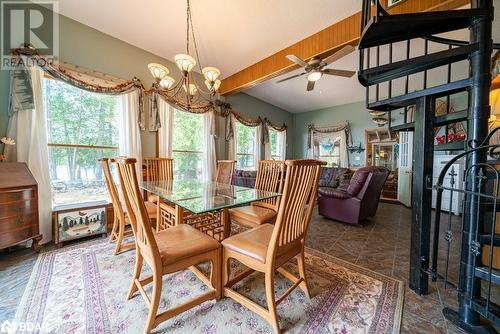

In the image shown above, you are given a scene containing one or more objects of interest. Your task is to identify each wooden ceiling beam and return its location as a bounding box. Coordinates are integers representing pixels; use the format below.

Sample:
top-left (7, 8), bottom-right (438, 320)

top-left (220, 0), bottom-right (470, 96)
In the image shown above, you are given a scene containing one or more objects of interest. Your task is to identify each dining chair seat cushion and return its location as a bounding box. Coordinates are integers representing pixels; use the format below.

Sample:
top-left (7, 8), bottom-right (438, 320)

top-left (228, 205), bottom-right (277, 226)
top-left (155, 224), bottom-right (221, 267)
top-left (222, 224), bottom-right (274, 263)
top-left (222, 224), bottom-right (302, 264)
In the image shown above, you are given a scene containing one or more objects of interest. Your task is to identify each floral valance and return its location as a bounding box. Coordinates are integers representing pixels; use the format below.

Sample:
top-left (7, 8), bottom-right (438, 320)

top-left (224, 107), bottom-right (287, 144)
top-left (11, 46), bottom-right (147, 129)
top-left (308, 121), bottom-right (351, 149)
top-left (11, 46), bottom-right (289, 135)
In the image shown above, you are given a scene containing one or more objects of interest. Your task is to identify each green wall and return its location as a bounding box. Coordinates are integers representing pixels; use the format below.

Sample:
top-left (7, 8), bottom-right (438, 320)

top-left (227, 93), bottom-right (294, 158)
top-left (0, 7), bottom-right (293, 159)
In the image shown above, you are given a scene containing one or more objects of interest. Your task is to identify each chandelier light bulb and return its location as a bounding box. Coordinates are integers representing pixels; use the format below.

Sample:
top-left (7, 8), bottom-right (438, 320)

top-left (202, 67), bottom-right (221, 82)
top-left (307, 71), bottom-right (323, 82)
top-left (175, 54), bottom-right (196, 73)
top-left (205, 79), bottom-right (221, 93)
top-left (159, 76), bottom-right (175, 90)
top-left (213, 79), bottom-right (221, 92)
top-left (183, 83), bottom-right (198, 96)
top-left (148, 63), bottom-right (170, 82)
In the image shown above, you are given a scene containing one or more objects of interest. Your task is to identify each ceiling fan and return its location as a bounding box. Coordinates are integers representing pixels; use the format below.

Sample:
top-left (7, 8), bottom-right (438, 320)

top-left (277, 45), bottom-right (356, 91)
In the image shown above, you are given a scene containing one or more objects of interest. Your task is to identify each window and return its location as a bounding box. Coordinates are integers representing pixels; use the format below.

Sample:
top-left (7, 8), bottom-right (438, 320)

top-left (269, 129), bottom-right (280, 160)
top-left (318, 138), bottom-right (341, 167)
top-left (236, 122), bottom-right (257, 169)
top-left (44, 78), bottom-right (119, 206)
top-left (172, 109), bottom-right (204, 180)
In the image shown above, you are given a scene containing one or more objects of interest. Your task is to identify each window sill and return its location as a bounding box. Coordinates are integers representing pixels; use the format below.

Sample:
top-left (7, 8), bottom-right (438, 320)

top-left (52, 200), bottom-right (110, 212)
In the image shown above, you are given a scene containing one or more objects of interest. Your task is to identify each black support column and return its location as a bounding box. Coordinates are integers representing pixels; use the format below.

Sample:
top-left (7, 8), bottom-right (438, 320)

top-left (458, 0), bottom-right (493, 327)
top-left (409, 96), bottom-right (435, 295)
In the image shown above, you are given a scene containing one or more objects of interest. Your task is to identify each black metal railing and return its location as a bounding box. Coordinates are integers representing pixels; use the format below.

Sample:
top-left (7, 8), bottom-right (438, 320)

top-left (430, 129), bottom-right (500, 326)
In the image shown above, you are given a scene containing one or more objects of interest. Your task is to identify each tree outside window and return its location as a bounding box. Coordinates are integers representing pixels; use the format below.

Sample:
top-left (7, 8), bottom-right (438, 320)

top-left (236, 122), bottom-right (256, 169)
top-left (172, 109), bottom-right (204, 180)
top-left (269, 129), bottom-right (280, 160)
top-left (44, 78), bottom-right (119, 206)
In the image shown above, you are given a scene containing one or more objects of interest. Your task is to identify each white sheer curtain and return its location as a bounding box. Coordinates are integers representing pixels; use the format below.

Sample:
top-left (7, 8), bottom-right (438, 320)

top-left (254, 124), bottom-right (262, 168)
top-left (277, 130), bottom-right (287, 160)
top-left (5, 65), bottom-right (52, 244)
top-left (310, 129), bottom-right (348, 168)
top-left (118, 90), bottom-right (143, 177)
top-left (158, 98), bottom-right (174, 157)
top-left (338, 130), bottom-right (349, 168)
top-left (203, 111), bottom-right (217, 181)
top-left (264, 140), bottom-right (271, 160)
top-left (227, 114), bottom-right (237, 160)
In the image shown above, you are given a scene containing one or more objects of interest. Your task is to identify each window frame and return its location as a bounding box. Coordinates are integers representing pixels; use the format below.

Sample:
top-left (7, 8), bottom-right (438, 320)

top-left (171, 109), bottom-right (205, 179)
top-left (235, 122), bottom-right (258, 170)
top-left (43, 76), bottom-right (120, 206)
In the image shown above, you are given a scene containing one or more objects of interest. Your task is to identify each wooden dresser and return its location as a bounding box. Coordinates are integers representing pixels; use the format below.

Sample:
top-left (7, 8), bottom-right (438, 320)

top-left (0, 162), bottom-right (42, 251)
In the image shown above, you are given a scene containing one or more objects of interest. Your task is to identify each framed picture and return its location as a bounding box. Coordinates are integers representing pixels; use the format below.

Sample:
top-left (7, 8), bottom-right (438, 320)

top-left (53, 202), bottom-right (108, 247)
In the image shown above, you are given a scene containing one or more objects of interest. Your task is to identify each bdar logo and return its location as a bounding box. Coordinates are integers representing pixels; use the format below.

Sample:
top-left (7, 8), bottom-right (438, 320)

top-left (0, 320), bottom-right (14, 333)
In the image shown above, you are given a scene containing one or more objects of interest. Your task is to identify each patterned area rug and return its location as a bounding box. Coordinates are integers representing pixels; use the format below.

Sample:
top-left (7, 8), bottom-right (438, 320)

top-left (13, 238), bottom-right (403, 333)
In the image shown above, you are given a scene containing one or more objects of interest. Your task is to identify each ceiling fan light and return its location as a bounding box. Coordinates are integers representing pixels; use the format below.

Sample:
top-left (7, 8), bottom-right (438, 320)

top-left (183, 83), bottom-right (198, 96)
top-left (175, 54), bottom-right (196, 73)
top-left (307, 71), bottom-right (322, 82)
top-left (159, 76), bottom-right (175, 90)
top-left (148, 63), bottom-right (170, 82)
top-left (202, 66), bottom-right (221, 82)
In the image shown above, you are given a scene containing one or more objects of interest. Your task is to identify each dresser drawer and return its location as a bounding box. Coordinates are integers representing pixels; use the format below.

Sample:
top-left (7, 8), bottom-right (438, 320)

top-left (0, 213), bottom-right (37, 234)
top-left (0, 225), bottom-right (38, 249)
top-left (0, 200), bottom-right (37, 218)
top-left (0, 188), bottom-right (35, 204)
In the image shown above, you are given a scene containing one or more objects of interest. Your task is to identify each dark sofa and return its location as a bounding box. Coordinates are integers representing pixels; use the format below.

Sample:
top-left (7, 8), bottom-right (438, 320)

top-left (318, 166), bottom-right (389, 225)
top-left (231, 167), bottom-right (351, 191)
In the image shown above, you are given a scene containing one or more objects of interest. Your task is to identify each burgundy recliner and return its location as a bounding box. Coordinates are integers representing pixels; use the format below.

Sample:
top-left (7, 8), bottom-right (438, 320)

top-left (317, 166), bottom-right (389, 225)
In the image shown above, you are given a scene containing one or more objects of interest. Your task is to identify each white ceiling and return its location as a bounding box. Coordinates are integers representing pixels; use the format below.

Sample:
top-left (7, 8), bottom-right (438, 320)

top-left (245, 49), bottom-right (364, 113)
top-left (56, 1), bottom-right (500, 114)
top-left (246, 25), bottom-right (500, 113)
top-left (55, 0), bottom-right (360, 79)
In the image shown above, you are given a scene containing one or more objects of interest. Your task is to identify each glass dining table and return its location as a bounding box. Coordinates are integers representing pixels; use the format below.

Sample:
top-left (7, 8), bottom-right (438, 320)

top-left (140, 179), bottom-right (281, 240)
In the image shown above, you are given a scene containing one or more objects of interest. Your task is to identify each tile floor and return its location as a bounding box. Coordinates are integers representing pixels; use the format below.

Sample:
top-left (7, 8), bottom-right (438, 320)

top-left (1, 202), bottom-right (498, 333)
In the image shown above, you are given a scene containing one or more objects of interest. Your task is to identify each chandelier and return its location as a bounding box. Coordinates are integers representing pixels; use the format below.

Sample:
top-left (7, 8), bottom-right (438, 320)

top-left (147, 0), bottom-right (221, 112)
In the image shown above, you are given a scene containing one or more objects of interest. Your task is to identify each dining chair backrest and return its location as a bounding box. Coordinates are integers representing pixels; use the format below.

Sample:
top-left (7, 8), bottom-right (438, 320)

top-left (145, 157), bottom-right (174, 181)
top-left (99, 158), bottom-right (125, 220)
top-left (267, 160), bottom-right (325, 263)
top-left (253, 160), bottom-right (285, 211)
top-left (116, 157), bottom-right (160, 265)
top-left (216, 160), bottom-right (236, 184)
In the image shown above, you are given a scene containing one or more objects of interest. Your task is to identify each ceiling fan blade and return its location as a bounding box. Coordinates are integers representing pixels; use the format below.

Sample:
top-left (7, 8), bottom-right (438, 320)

top-left (276, 72), bottom-right (306, 83)
top-left (322, 45), bottom-right (356, 65)
top-left (286, 54), bottom-right (308, 67)
top-left (307, 80), bottom-right (315, 91)
top-left (323, 69), bottom-right (356, 77)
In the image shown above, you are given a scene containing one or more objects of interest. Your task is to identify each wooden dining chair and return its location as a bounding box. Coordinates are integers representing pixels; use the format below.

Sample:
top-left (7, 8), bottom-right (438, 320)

top-left (216, 160), bottom-right (236, 184)
top-left (221, 160), bottom-right (325, 334)
top-left (99, 158), bottom-right (157, 255)
top-left (228, 160), bottom-right (285, 228)
top-left (144, 157), bottom-right (174, 203)
top-left (115, 157), bottom-right (221, 334)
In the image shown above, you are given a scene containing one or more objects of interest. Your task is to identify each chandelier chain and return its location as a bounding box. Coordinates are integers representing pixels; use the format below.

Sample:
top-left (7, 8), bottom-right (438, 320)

top-left (187, 0), bottom-right (203, 72)
top-left (186, 0), bottom-right (190, 54)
